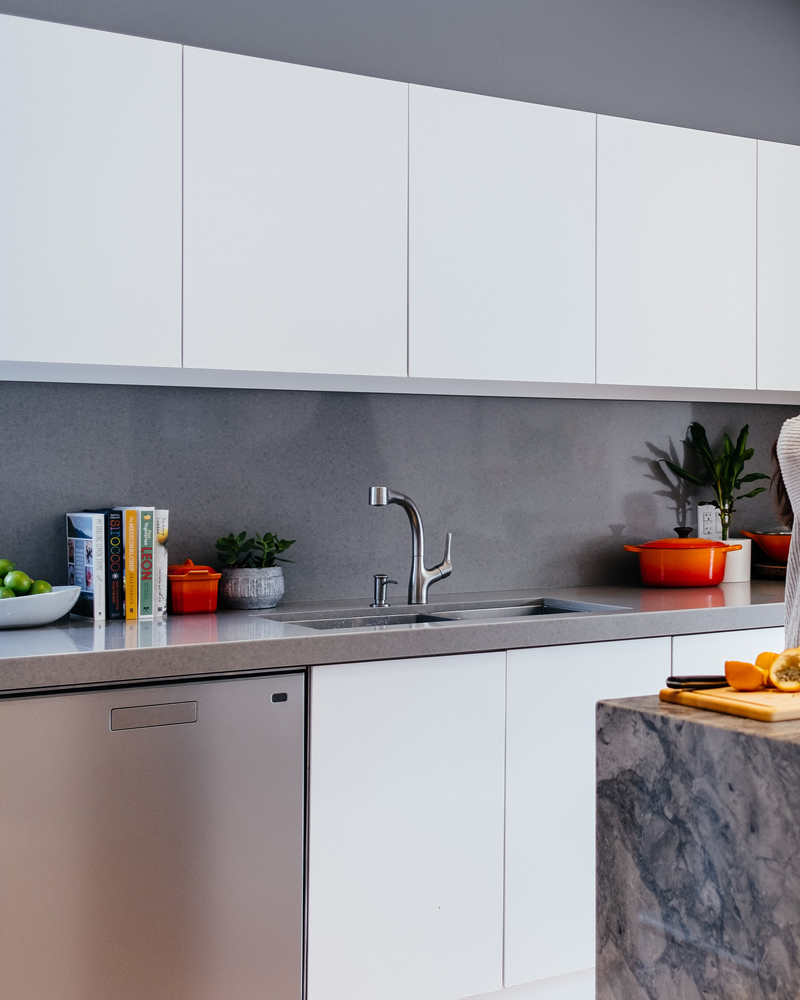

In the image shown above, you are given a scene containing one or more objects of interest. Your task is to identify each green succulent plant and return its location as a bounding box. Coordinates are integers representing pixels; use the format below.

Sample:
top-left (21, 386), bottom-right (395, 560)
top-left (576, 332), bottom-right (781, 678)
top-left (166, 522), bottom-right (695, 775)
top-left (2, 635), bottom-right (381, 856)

top-left (662, 422), bottom-right (769, 541)
top-left (215, 530), bottom-right (295, 568)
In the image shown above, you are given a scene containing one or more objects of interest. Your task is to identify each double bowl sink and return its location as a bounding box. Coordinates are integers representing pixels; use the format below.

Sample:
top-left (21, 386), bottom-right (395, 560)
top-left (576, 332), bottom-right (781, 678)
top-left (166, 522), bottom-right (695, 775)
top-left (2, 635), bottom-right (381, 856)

top-left (261, 597), bottom-right (629, 631)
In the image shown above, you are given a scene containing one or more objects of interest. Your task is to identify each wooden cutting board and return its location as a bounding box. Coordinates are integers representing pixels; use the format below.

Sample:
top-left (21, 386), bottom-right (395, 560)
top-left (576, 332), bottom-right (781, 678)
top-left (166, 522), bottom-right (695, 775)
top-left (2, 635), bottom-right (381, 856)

top-left (660, 686), bottom-right (800, 722)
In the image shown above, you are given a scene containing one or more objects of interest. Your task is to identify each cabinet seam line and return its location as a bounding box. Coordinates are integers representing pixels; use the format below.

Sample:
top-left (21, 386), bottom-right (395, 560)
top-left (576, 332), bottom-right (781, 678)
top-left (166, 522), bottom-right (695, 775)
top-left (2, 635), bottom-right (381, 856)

top-left (594, 114), bottom-right (598, 385)
top-left (181, 45), bottom-right (185, 369)
top-left (502, 650), bottom-right (508, 988)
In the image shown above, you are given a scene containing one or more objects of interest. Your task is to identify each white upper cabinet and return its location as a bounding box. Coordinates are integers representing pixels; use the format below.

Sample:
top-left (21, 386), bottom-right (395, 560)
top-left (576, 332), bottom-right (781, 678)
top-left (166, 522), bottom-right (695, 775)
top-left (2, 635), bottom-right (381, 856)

top-left (183, 48), bottom-right (408, 377)
top-left (757, 140), bottom-right (800, 391)
top-left (408, 86), bottom-right (596, 383)
top-left (307, 653), bottom-right (505, 1000)
top-left (0, 15), bottom-right (182, 367)
top-left (596, 116), bottom-right (756, 390)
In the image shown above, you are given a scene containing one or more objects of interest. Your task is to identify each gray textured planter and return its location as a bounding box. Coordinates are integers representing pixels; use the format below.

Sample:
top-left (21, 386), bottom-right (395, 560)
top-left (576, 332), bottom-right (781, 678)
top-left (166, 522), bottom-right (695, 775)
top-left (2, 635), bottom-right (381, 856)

top-left (221, 566), bottom-right (285, 609)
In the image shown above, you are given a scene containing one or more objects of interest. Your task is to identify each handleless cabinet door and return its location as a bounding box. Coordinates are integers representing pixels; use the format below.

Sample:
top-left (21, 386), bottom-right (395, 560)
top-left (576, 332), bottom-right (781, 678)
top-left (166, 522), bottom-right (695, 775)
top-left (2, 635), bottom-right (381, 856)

top-left (597, 115), bottom-right (756, 390)
top-left (757, 139), bottom-right (800, 391)
top-left (0, 14), bottom-right (182, 367)
top-left (409, 86), bottom-right (596, 383)
top-left (308, 652), bottom-right (506, 1000)
top-left (183, 48), bottom-right (408, 378)
top-left (504, 637), bottom-right (671, 986)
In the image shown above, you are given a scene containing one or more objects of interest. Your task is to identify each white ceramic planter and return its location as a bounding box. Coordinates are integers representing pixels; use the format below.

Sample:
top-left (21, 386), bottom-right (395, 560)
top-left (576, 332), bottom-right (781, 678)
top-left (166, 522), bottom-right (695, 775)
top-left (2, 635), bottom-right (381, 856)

top-left (221, 566), bottom-right (285, 609)
top-left (722, 537), bottom-right (751, 584)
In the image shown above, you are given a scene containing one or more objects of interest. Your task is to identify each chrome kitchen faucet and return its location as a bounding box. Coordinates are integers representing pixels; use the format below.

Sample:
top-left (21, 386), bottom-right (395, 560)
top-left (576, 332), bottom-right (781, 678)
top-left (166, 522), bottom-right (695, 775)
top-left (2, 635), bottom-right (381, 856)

top-left (369, 487), bottom-right (452, 604)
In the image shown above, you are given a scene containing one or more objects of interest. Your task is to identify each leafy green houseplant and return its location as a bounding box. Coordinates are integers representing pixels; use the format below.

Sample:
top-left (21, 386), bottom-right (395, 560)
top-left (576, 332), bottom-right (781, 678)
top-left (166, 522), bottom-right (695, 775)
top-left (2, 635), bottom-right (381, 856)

top-left (662, 422), bottom-right (769, 541)
top-left (215, 529), bottom-right (296, 609)
top-left (215, 531), bottom-right (295, 568)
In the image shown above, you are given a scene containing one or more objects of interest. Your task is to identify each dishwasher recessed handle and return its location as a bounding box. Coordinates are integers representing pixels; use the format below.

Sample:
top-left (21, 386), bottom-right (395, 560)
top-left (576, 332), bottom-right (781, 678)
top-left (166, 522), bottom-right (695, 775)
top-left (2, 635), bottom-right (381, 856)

top-left (110, 701), bottom-right (197, 731)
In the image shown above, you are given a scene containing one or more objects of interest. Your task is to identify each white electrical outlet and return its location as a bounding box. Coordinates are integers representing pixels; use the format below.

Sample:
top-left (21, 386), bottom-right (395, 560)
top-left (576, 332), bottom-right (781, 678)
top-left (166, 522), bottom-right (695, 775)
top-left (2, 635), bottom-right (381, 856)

top-left (697, 503), bottom-right (722, 540)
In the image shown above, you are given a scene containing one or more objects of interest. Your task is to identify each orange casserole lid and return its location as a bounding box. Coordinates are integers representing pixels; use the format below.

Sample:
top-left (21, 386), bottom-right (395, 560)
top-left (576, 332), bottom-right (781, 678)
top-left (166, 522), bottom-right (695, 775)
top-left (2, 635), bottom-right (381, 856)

top-left (635, 538), bottom-right (730, 549)
top-left (168, 559), bottom-right (222, 580)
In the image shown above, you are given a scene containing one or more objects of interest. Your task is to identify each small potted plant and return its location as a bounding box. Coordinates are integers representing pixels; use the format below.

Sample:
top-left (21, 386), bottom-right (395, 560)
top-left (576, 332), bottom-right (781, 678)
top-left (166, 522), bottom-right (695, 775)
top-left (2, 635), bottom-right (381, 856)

top-left (662, 423), bottom-right (769, 541)
top-left (662, 422), bottom-right (769, 583)
top-left (215, 530), bottom-right (295, 609)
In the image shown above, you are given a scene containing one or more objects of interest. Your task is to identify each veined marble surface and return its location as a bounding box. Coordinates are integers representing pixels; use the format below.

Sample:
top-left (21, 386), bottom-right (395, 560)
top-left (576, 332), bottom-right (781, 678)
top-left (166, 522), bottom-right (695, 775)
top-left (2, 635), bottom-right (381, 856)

top-left (597, 696), bottom-right (800, 1000)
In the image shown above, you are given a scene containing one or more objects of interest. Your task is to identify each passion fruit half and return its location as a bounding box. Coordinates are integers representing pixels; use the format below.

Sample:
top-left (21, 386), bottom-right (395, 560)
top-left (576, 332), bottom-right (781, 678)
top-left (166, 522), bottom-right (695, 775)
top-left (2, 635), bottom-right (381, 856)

top-left (769, 649), bottom-right (800, 692)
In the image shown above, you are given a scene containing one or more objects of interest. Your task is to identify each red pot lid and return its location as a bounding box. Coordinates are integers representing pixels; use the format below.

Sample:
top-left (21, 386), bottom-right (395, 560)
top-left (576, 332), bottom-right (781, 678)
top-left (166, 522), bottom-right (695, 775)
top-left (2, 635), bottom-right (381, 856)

top-left (636, 538), bottom-right (730, 549)
top-left (168, 559), bottom-right (222, 579)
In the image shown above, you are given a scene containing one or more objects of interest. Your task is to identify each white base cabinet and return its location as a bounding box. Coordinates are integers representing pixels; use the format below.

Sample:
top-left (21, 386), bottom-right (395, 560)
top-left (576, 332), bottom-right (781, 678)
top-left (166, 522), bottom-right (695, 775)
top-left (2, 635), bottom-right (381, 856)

top-left (503, 637), bottom-right (671, 986)
top-left (671, 626), bottom-right (785, 675)
top-left (307, 652), bottom-right (506, 1000)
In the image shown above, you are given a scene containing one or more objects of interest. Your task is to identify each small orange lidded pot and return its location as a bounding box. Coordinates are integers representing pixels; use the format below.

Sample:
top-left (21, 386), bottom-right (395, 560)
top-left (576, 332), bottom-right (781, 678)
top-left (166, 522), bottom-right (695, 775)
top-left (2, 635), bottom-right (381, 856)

top-left (168, 559), bottom-right (221, 614)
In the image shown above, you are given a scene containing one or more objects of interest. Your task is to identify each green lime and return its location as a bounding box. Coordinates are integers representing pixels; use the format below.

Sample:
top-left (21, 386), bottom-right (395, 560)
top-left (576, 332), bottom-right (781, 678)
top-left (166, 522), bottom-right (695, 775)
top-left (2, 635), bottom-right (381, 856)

top-left (0, 587), bottom-right (16, 600)
top-left (28, 580), bottom-right (53, 596)
top-left (0, 559), bottom-right (15, 577)
top-left (4, 571), bottom-right (32, 595)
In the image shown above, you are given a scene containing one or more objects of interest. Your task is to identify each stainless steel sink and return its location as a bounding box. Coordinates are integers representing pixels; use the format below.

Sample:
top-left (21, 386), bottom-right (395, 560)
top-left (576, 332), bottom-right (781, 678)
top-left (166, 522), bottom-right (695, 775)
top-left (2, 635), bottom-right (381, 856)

top-left (279, 612), bottom-right (452, 630)
top-left (259, 598), bottom-right (629, 630)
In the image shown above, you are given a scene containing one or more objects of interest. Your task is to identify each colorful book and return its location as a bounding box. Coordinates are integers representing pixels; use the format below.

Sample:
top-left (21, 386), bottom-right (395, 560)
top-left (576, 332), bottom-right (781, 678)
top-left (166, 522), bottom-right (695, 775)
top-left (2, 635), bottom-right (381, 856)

top-left (138, 507), bottom-right (155, 619)
top-left (66, 513), bottom-right (106, 621)
top-left (154, 510), bottom-right (169, 617)
top-left (84, 509), bottom-right (124, 619)
top-left (118, 507), bottom-right (138, 620)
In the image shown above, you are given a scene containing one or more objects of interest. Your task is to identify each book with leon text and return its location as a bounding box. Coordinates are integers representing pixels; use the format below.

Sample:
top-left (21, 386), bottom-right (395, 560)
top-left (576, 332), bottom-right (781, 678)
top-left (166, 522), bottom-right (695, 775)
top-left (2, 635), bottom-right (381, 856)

top-left (138, 507), bottom-right (155, 619)
top-left (66, 513), bottom-right (105, 621)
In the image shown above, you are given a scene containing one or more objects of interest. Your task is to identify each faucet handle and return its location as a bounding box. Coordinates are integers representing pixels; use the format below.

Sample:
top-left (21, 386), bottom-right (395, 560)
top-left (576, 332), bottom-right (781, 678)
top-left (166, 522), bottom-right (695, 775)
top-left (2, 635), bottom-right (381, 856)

top-left (437, 533), bottom-right (453, 580)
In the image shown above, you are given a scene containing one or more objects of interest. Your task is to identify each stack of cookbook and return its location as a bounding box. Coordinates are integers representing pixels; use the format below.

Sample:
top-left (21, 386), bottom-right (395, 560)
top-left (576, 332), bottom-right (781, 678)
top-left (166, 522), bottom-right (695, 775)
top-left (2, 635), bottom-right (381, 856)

top-left (66, 508), bottom-right (169, 621)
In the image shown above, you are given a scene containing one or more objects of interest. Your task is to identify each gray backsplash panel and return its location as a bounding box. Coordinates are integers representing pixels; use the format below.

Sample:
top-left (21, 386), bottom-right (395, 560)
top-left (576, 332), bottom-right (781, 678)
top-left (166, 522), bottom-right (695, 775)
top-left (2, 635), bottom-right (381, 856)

top-left (1, 0), bottom-right (799, 144)
top-left (2, 381), bottom-right (795, 602)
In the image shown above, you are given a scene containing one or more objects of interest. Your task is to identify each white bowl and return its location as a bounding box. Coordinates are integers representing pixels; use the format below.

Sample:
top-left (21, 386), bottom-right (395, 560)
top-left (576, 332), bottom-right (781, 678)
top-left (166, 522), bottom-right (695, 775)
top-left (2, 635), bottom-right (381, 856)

top-left (0, 586), bottom-right (81, 630)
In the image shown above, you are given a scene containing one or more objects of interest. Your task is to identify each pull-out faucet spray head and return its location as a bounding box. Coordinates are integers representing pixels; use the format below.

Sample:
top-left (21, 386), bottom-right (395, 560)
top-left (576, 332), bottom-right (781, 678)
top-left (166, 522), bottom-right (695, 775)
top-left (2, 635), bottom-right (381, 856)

top-left (369, 487), bottom-right (389, 506)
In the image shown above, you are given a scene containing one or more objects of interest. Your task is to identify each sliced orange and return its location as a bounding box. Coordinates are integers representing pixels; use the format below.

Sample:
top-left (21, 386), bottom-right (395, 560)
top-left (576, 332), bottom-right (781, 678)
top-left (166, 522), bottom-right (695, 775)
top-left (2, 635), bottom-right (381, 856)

top-left (725, 660), bottom-right (767, 691)
top-left (770, 648), bottom-right (800, 692)
top-left (756, 651), bottom-right (780, 687)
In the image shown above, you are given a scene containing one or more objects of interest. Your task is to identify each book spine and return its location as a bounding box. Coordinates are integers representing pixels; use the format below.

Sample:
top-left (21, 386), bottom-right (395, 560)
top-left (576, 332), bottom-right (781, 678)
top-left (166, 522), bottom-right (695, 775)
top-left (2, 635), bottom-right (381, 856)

top-left (92, 513), bottom-right (105, 621)
top-left (154, 510), bottom-right (169, 617)
top-left (123, 509), bottom-right (138, 620)
top-left (138, 507), bottom-right (155, 619)
top-left (107, 510), bottom-right (124, 619)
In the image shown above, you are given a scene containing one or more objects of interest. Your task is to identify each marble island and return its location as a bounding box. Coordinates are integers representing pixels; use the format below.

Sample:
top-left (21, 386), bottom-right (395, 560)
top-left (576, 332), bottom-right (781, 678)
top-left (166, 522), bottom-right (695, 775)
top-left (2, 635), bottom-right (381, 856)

top-left (597, 695), bottom-right (800, 1000)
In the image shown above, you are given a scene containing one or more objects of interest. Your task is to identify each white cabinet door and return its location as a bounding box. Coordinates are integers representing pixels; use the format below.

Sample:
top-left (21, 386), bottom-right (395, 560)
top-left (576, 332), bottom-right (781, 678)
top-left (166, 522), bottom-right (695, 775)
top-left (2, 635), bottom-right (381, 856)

top-left (183, 48), bottom-right (408, 378)
top-left (308, 652), bottom-right (506, 1000)
top-left (672, 626), bottom-right (786, 675)
top-left (504, 637), bottom-right (671, 986)
top-left (408, 86), bottom-right (596, 384)
top-left (757, 140), bottom-right (800, 391)
top-left (597, 115), bottom-right (756, 390)
top-left (0, 15), bottom-right (182, 367)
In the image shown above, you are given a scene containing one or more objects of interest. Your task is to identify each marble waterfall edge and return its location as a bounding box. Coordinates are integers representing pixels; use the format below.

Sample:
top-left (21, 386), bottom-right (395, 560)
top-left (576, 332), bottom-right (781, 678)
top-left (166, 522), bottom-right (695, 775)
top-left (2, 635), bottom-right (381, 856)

top-left (596, 697), bottom-right (800, 1000)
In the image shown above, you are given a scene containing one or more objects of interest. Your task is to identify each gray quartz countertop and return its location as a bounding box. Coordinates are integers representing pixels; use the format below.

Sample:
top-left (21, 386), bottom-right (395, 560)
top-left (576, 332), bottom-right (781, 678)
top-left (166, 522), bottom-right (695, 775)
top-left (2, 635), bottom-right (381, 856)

top-left (0, 580), bottom-right (785, 696)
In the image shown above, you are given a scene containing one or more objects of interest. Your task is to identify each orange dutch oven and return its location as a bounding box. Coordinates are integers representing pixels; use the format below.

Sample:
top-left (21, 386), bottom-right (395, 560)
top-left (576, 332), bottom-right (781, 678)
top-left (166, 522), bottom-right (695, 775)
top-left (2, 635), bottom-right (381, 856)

top-left (623, 538), bottom-right (742, 587)
top-left (740, 530), bottom-right (791, 565)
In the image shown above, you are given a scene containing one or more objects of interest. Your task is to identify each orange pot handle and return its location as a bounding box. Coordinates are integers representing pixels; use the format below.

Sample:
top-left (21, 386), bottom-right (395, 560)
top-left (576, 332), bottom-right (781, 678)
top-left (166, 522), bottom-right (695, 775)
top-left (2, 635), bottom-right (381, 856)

top-left (740, 531), bottom-right (756, 540)
top-left (720, 544), bottom-right (742, 552)
top-left (623, 545), bottom-right (644, 553)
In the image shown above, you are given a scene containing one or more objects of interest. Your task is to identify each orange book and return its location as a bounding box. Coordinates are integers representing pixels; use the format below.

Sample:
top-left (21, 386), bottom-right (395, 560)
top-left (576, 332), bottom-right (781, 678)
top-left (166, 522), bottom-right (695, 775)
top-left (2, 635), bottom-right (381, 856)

top-left (122, 508), bottom-right (138, 620)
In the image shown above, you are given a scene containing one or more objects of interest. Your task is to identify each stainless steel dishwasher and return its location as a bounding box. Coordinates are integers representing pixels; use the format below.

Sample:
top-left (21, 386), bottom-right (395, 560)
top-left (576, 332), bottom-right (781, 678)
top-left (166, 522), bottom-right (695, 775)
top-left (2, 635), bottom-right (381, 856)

top-left (0, 672), bottom-right (305, 1000)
